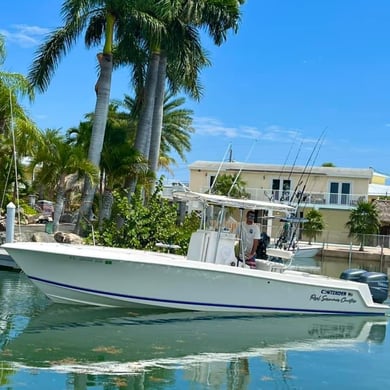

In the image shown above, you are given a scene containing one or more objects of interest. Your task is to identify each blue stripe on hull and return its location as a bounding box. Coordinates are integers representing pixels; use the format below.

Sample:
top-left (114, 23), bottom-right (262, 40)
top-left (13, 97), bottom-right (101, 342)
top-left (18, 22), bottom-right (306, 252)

top-left (28, 275), bottom-right (386, 316)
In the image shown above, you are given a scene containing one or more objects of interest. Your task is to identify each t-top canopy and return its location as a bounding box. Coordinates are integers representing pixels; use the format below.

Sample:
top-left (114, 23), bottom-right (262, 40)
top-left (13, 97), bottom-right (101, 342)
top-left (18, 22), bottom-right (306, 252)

top-left (173, 190), bottom-right (295, 213)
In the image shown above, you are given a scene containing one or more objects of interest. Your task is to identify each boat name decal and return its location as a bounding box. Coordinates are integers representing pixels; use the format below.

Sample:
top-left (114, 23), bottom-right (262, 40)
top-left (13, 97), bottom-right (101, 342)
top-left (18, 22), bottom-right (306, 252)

top-left (320, 289), bottom-right (346, 296)
top-left (310, 290), bottom-right (357, 304)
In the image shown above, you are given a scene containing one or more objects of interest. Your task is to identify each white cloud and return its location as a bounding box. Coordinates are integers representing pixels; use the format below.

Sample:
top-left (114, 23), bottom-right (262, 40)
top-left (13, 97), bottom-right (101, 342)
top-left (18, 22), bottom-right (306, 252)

top-left (194, 117), bottom-right (307, 145)
top-left (194, 117), bottom-right (241, 138)
top-left (0, 24), bottom-right (49, 48)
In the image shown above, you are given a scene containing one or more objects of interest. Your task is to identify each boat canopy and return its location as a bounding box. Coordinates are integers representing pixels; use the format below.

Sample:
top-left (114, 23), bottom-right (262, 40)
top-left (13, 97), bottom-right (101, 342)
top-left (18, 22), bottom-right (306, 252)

top-left (173, 190), bottom-right (295, 213)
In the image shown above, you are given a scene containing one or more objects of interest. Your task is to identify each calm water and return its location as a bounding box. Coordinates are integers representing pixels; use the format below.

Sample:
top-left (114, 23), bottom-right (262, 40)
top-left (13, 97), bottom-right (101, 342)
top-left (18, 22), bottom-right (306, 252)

top-left (0, 257), bottom-right (389, 390)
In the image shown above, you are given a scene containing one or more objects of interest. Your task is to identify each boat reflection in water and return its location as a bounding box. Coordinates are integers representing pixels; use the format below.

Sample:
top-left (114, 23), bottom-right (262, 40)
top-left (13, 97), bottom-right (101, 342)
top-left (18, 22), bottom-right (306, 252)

top-left (0, 304), bottom-right (386, 385)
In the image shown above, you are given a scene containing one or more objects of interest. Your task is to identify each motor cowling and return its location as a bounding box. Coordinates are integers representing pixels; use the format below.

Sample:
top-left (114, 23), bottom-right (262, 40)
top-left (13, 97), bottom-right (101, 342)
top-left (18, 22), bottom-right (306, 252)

top-left (340, 269), bottom-right (389, 304)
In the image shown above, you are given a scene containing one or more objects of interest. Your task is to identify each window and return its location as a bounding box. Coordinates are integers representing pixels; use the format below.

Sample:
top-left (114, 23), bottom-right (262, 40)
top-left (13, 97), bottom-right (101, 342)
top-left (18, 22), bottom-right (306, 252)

top-left (272, 179), bottom-right (291, 201)
top-left (329, 182), bottom-right (351, 205)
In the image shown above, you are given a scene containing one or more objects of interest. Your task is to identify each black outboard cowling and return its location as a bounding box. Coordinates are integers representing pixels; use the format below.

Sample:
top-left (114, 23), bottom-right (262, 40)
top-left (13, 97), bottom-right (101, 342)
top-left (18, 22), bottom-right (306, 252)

top-left (359, 272), bottom-right (389, 304)
top-left (340, 269), bottom-right (389, 304)
top-left (340, 268), bottom-right (367, 282)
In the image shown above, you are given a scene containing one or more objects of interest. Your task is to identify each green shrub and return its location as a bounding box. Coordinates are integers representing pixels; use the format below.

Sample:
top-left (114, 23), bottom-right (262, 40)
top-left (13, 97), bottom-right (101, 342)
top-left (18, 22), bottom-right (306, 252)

top-left (86, 185), bottom-right (200, 255)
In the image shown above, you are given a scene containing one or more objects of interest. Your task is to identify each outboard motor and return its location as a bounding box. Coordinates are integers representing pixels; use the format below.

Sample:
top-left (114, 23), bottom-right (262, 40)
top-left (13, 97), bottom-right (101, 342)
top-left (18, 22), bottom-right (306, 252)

top-left (359, 272), bottom-right (389, 304)
top-left (340, 269), bottom-right (389, 304)
top-left (340, 268), bottom-right (367, 282)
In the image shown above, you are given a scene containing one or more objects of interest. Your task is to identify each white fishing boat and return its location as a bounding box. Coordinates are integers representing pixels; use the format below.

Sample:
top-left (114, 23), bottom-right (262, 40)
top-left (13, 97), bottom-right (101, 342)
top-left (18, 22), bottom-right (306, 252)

top-left (293, 243), bottom-right (322, 258)
top-left (2, 191), bottom-right (389, 315)
top-left (273, 216), bottom-right (322, 258)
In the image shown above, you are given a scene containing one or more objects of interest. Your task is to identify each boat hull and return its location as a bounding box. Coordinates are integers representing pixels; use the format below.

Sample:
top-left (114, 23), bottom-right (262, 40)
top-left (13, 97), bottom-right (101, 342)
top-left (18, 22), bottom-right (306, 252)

top-left (2, 242), bottom-right (389, 315)
top-left (0, 247), bottom-right (19, 270)
top-left (294, 245), bottom-right (322, 258)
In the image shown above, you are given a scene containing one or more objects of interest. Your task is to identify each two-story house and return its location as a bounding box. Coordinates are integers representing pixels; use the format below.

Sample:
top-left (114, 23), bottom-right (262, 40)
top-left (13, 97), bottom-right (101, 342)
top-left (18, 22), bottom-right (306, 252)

top-left (187, 161), bottom-right (375, 245)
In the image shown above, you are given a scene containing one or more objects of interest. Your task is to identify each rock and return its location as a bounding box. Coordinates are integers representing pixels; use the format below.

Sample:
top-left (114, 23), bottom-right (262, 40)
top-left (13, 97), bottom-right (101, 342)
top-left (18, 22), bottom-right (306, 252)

top-left (31, 232), bottom-right (56, 243)
top-left (54, 231), bottom-right (84, 244)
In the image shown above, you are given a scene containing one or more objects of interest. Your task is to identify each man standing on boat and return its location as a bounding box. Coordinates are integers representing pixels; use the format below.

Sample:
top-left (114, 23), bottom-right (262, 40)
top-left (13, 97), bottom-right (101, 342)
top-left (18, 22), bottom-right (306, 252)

top-left (237, 211), bottom-right (260, 268)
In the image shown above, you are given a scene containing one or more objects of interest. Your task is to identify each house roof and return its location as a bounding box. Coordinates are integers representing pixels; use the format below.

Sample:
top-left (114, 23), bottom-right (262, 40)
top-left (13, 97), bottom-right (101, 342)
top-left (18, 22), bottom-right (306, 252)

top-left (189, 161), bottom-right (373, 179)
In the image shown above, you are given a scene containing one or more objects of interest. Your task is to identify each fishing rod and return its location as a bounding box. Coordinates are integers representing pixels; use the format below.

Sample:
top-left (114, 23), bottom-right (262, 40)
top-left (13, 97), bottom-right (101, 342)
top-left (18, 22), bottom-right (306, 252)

top-left (275, 128), bottom-right (327, 250)
top-left (269, 137), bottom-right (302, 204)
top-left (286, 127), bottom-right (328, 250)
top-left (289, 127), bottom-right (327, 206)
top-left (286, 140), bottom-right (303, 182)
top-left (227, 139), bottom-right (257, 197)
top-left (277, 136), bottom-right (299, 180)
top-left (209, 143), bottom-right (232, 194)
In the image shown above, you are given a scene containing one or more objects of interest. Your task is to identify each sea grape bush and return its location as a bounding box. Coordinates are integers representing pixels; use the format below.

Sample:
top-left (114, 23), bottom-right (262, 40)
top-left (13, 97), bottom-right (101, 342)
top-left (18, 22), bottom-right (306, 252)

top-left (85, 183), bottom-right (199, 255)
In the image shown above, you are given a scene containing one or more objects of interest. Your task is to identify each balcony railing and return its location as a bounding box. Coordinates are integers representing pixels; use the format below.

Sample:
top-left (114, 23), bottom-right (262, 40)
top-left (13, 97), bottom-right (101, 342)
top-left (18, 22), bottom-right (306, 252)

top-left (200, 187), bottom-right (367, 209)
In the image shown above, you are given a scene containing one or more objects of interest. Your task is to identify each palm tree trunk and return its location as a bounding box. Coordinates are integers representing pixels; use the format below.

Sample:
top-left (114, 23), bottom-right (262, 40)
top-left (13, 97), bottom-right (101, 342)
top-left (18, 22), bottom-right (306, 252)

top-left (128, 52), bottom-right (160, 200)
top-left (135, 52), bottom-right (160, 157)
top-left (75, 53), bottom-right (113, 234)
top-left (53, 186), bottom-right (65, 233)
top-left (148, 53), bottom-right (167, 191)
top-left (98, 188), bottom-right (113, 229)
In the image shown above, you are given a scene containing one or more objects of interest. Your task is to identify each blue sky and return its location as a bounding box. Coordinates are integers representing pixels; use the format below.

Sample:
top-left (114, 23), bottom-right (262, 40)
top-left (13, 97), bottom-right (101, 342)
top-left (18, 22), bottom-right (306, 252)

top-left (2, 1), bottom-right (390, 182)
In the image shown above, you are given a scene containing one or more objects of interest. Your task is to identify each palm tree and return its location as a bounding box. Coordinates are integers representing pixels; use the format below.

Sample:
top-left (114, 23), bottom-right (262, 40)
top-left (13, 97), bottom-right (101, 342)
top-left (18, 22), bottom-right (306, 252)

top-left (0, 34), bottom-right (37, 149)
top-left (123, 92), bottom-right (194, 167)
top-left (69, 93), bottom-right (194, 224)
top-left (31, 129), bottom-right (98, 232)
top-left (130, 0), bottom-right (244, 191)
top-left (68, 102), bottom-right (148, 226)
top-left (211, 174), bottom-right (249, 199)
top-left (303, 209), bottom-right (324, 244)
top-left (345, 200), bottom-right (381, 251)
top-left (27, 0), bottom-right (163, 234)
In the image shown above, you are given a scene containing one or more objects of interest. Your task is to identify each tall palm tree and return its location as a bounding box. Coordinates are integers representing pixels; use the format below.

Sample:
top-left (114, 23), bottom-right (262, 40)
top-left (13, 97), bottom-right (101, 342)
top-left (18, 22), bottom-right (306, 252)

top-left (68, 102), bottom-right (148, 225)
top-left (31, 129), bottom-right (98, 232)
top-left (28, 0), bottom-right (163, 234)
top-left (345, 200), bottom-right (381, 251)
top-left (123, 92), bottom-right (194, 166)
top-left (67, 102), bottom-right (148, 191)
top-left (132, 0), bottom-right (244, 189)
top-left (68, 93), bottom-right (194, 224)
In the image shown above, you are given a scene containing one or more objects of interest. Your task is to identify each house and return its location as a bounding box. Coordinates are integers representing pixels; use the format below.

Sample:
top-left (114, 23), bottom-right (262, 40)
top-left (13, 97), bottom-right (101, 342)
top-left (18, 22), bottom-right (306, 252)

top-left (369, 171), bottom-right (390, 237)
top-left (187, 161), bottom-right (381, 245)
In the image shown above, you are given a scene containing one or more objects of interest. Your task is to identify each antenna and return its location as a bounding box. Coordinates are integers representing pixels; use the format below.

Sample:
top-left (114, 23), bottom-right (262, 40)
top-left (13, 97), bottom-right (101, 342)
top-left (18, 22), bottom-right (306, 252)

top-left (209, 143), bottom-right (232, 193)
top-left (9, 89), bottom-right (22, 233)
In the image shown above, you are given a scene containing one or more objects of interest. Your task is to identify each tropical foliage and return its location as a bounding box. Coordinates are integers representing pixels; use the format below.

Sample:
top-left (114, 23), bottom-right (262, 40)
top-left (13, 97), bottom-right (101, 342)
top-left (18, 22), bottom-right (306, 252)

top-left (85, 180), bottom-right (200, 255)
top-left (210, 174), bottom-right (249, 198)
top-left (30, 129), bottom-right (98, 232)
top-left (1, 1), bottom-right (245, 246)
top-left (303, 209), bottom-right (324, 244)
top-left (26, 0), bottom-right (244, 231)
top-left (345, 200), bottom-right (381, 251)
top-left (0, 34), bottom-right (40, 212)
